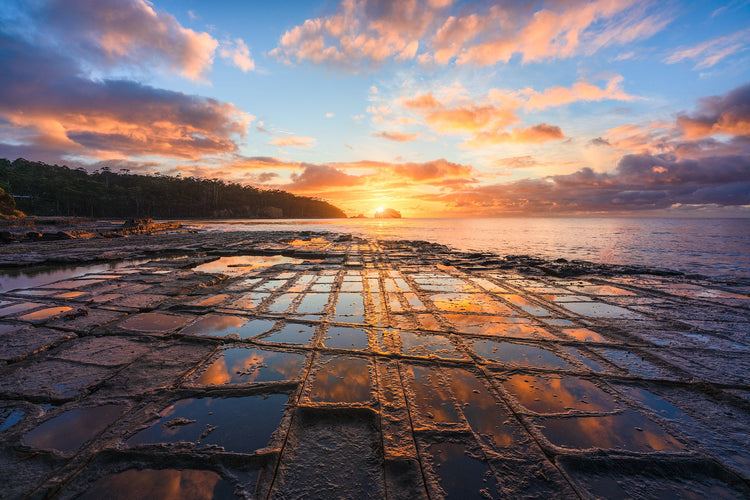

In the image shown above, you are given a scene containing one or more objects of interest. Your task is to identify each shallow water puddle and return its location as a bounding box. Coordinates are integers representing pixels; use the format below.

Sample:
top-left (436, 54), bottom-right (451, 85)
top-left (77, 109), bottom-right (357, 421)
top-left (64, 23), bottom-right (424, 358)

top-left (562, 301), bottom-right (643, 319)
top-left (502, 374), bottom-right (618, 413)
top-left (309, 356), bottom-right (371, 403)
top-left (265, 293), bottom-right (299, 313)
top-left (499, 294), bottom-right (552, 317)
top-left (128, 394), bottom-right (288, 454)
top-left (189, 294), bottom-right (230, 307)
top-left (425, 442), bottom-right (498, 499)
top-left (430, 293), bottom-right (508, 314)
top-left (415, 313), bottom-right (442, 330)
top-left (255, 279), bottom-right (289, 292)
top-left (0, 407), bottom-right (26, 431)
top-left (444, 314), bottom-right (526, 335)
top-left (12, 289), bottom-right (57, 296)
top-left (560, 328), bottom-right (610, 342)
top-left (658, 283), bottom-right (750, 300)
top-left (541, 294), bottom-right (593, 303)
top-left (0, 302), bottom-right (43, 317)
top-left (287, 273), bottom-right (316, 292)
top-left (180, 314), bottom-right (248, 337)
top-left (185, 313), bottom-right (259, 338)
top-left (261, 323), bottom-right (316, 345)
top-left (230, 291), bottom-right (270, 310)
top-left (42, 278), bottom-right (106, 290)
top-left (414, 277), bottom-right (470, 293)
top-left (18, 306), bottom-right (73, 322)
top-left (568, 285), bottom-right (636, 296)
top-left (448, 368), bottom-right (523, 449)
top-left (119, 312), bottom-right (191, 333)
top-left (403, 293), bottom-right (426, 311)
top-left (616, 386), bottom-right (687, 420)
top-left (406, 365), bottom-right (460, 424)
top-left (594, 348), bottom-right (671, 379)
top-left (471, 340), bottom-right (572, 369)
top-left (562, 347), bottom-right (608, 373)
top-left (194, 348), bottom-right (306, 385)
top-left (400, 332), bottom-right (463, 359)
top-left (334, 292), bottom-right (365, 316)
top-left (23, 405), bottom-right (126, 454)
top-left (341, 281), bottom-right (364, 292)
top-left (539, 409), bottom-right (684, 452)
top-left (193, 255), bottom-right (302, 275)
top-left (323, 326), bottom-right (369, 350)
top-left (78, 469), bottom-right (235, 500)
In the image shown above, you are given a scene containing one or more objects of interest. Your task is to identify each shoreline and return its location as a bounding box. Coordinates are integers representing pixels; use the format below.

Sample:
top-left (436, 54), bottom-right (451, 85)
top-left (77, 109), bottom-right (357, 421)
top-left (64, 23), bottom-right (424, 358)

top-left (0, 230), bottom-right (749, 497)
top-left (0, 227), bottom-right (744, 287)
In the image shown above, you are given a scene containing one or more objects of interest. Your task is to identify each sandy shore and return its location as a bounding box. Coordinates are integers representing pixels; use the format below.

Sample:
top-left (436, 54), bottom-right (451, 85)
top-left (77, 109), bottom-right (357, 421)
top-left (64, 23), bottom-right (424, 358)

top-left (1, 230), bottom-right (749, 498)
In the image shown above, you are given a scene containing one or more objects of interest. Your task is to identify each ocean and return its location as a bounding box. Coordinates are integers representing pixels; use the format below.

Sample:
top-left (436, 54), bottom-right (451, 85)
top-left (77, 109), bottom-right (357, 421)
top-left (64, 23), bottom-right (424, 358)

top-left (189, 217), bottom-right (750, 281)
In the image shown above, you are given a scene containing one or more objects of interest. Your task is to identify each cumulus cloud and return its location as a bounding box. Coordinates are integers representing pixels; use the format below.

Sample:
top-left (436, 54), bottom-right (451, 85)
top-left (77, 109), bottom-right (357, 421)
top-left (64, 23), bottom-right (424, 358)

top-left (288, 164), bottom-right (362, 189)
top-left (396, 77), bottom-right (635, 147)
top-left (0, 33), bottom-right (250, 162)
top-left (30, 0), bottom-right (220, 81)
top-left (269, 0), bottom-right (446, 69)
top-left (401, 90), bottom-right (567, 147)
top-left (219, 38), bottom-right (255, 72)
top-left (676, 83), bottom-right (750, 139)
top-left (390, 158), bottom-right (473, 183)
top-left (270, 0), bottom-right (667, 69)
top-left (430, 153), bottom-right (750, 214)
top-left (506, 75), bottom-right (638, 111)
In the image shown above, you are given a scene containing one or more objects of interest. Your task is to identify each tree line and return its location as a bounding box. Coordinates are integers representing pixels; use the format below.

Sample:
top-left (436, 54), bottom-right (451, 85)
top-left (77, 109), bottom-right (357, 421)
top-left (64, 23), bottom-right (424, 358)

top-left (0, 158), bottom-right (346, 219)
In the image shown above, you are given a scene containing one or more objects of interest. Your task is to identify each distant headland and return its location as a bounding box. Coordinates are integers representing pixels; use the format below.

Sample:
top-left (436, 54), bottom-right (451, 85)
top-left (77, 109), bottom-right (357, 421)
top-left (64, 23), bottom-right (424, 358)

top-left (374, 207), bottom-right (402, 218)
top-left (0, 158), bottom-right (346, 219)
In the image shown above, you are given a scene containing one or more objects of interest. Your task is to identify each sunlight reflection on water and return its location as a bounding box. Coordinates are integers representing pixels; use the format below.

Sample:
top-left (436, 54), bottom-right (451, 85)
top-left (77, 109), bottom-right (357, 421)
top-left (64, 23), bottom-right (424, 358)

top-left (189, 217), bottom-right (750, 279)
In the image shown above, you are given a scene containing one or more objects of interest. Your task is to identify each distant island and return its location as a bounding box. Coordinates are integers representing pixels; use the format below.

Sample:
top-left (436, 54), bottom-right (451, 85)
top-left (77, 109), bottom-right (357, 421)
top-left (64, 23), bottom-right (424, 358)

top-left (0, 158), bottom-right (346, 219)
top-left (374, 207), bottom-right (402, 218)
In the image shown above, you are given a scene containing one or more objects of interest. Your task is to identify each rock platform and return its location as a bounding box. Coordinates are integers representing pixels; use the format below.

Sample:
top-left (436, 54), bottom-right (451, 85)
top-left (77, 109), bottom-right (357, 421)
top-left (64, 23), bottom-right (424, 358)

top-left (0, 231), bottom-right (749, 498)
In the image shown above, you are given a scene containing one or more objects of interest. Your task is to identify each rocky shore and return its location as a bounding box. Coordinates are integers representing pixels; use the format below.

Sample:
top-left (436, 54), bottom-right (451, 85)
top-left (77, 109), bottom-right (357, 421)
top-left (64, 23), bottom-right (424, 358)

top-left (0, 229), bottom-right (748, 498)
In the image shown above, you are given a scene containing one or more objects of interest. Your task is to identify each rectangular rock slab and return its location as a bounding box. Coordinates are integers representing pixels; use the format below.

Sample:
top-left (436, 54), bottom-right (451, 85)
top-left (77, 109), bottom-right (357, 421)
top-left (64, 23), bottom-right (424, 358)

top-left (0, 359), bottom-right (113, 400)
top-left (0, 327), bottom-right (76, 362)
top-left (95, 342), bottom-right (213, 397)
top-left (49, 336), bottom-right (153, 367)
top-left (269, 408), bottom-right (385, 499)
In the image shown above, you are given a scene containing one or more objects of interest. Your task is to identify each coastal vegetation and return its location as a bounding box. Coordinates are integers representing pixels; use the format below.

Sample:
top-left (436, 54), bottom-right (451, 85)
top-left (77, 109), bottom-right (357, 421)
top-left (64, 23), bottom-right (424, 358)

top-left (0, 159), bottom-right (346, 219)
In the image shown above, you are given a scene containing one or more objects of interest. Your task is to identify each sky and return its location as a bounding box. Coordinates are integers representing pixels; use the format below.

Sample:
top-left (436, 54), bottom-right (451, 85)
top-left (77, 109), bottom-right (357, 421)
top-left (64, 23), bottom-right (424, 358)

top-left (1, 0), bottom-right (749, 217)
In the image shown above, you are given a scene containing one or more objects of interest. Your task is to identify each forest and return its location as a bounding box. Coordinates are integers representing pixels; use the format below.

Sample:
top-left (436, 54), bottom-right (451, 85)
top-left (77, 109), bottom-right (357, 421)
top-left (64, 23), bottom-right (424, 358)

top-left (0, 158), bottom-right (346, 219)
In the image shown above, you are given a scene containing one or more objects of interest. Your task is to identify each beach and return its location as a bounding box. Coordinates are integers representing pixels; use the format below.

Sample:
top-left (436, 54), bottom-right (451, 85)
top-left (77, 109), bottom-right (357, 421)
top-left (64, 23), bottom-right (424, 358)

top-left (0, 227), bottom-right (748, 498)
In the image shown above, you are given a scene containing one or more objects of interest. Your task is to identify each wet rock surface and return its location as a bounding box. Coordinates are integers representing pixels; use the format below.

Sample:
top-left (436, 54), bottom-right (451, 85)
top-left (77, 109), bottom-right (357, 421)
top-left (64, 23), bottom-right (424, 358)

top-left (0, 230), bottom-right (748, 498)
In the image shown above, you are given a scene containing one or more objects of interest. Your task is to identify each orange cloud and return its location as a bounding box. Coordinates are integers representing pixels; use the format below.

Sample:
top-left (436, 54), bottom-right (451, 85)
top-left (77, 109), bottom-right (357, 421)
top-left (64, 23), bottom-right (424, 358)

top-left (373, 131), bottom-right (419, 142)
top-left (676, 83), bottom-right (750, 139)
top-left (41, 0), bottom-right (219, 81)
top-left (270, 0), bottom-right (665, 69)
top-left (268, 136), bottom-right (316, 148)
top-left (270, 0), bottom-right (448, 68)
top-left (467, 123), bottom-right (564, 147)
top-left (0, 35), bottom-right (251, 161)
top-left (664, 28), bottom-right (750, 70)
top-left (219, 38), bottom-right (255, 72)
top-left (399, 90), bottom-right (568, 147)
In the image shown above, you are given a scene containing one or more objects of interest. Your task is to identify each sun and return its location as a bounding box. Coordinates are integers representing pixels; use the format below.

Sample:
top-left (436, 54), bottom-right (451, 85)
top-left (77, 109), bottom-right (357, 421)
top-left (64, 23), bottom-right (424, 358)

top-left (375, 206), bottom-right (384, 213)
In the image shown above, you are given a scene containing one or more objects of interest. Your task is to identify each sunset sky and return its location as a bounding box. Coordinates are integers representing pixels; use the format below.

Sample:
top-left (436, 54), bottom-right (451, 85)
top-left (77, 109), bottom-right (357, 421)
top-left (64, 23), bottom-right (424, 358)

top-left (1, 0), bottom-right (749, 217)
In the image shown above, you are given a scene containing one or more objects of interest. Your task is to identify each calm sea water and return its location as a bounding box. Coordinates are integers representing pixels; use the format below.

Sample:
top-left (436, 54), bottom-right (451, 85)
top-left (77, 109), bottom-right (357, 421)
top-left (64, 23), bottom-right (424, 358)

top-left (190, 218), bottom-right (750, 280)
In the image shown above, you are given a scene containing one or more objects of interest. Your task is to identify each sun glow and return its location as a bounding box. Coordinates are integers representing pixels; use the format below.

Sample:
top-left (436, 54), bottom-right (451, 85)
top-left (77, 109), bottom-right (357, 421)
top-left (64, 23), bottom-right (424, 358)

top-left (375, 206), bottom-right (384, 213)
